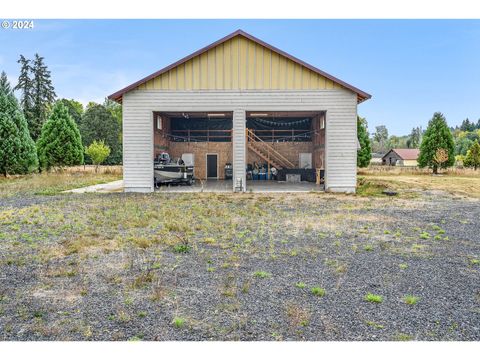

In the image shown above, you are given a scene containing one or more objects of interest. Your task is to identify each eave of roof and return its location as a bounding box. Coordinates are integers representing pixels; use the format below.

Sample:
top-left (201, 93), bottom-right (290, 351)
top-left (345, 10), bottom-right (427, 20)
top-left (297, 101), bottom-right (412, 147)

top-left (108, 29), bottom-right (372, 104)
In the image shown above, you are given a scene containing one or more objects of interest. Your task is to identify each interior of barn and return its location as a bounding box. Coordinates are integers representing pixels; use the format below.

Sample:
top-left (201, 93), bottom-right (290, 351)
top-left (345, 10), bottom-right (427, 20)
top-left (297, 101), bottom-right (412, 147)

top-left (153, 111), bottom-right (325, 186)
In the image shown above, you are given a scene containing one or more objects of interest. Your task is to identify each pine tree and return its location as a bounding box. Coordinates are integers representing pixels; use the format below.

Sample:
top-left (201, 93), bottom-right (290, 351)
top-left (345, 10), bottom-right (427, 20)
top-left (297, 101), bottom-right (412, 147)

top-left (36, 101), bottom-right (83, 170)
top-left (30, 53), bottom-right (57, 140)
top-left (81, 104), bottom-right (122, 164)
top-left (357, 116), bottom-right (372, 168)
top-left (0, 71), bottom-right (12, 95)
top-left (463, 140), bottom-right (480, 170)
top-left (418, 112), bottom-right (455, 174)
top-left (0, 76), bottom-right (38, 176)
top-left (13, 55), bottom-right (35, 136)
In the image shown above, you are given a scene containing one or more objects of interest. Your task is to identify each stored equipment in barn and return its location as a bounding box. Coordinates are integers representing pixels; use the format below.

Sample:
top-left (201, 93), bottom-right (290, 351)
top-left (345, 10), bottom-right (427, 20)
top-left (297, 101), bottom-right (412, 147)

top-left (154, 152), bottom-right (194, 186)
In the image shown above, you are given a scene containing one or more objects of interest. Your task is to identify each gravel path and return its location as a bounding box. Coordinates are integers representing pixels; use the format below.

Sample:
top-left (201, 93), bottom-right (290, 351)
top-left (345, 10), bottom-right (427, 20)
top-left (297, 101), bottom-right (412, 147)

top-left (0, 191), bottom-right (479, 341)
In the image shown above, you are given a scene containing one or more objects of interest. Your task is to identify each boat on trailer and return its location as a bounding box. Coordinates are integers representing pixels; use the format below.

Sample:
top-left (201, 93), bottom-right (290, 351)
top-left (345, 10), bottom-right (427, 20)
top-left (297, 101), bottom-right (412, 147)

top-left (154, 152), bottom-right (194, 186)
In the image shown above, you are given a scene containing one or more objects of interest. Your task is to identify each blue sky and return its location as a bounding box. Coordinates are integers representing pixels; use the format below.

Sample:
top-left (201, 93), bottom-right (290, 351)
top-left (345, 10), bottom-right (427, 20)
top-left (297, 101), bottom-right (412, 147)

top-left (1, 19), bottom-right (479, 135)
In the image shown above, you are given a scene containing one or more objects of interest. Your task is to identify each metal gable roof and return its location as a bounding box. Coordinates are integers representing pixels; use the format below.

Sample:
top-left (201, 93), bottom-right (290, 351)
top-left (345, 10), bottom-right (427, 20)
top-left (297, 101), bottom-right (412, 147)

top-left (383, 148), bottom-right (420, 160)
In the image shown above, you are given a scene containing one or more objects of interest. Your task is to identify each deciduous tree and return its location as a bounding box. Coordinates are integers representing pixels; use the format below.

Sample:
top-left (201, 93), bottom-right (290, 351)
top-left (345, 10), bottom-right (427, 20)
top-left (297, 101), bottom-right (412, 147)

top-left (81, 104), bottom-right (122, 164)
top-left (463, 140), bottom-right (480, 170)
top-left (85, 140), bottom-right (111, 172)
top-left (59, 98), bottom-right (83, 127)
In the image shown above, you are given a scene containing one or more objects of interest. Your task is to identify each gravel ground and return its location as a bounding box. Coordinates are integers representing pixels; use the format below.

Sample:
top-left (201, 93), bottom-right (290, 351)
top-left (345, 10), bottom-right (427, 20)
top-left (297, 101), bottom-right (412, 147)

top-left (0, 190), bottom-right (479, 341)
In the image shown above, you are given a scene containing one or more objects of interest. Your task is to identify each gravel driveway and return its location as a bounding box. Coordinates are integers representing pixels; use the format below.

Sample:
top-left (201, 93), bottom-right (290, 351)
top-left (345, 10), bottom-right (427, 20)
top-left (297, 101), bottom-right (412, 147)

top-left (0, 190), bottom-right (479, 341)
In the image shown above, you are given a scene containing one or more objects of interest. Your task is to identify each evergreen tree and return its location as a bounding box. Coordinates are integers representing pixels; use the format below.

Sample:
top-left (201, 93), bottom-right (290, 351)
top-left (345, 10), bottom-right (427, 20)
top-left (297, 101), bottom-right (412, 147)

top-left (0, 71), bottom-right (12, 95)
top-left (13, 55), bottom-right (35, 136)
top-left (36, 101), bottom-right (83, 170)
top-left (81, 104), bottom-right (122, 164)
top-left (460, 118), bottom-right (475, 132)
top-left (0, 76), bottom-right (38, 175)
top-left (59, 98), bottom-right (84, 127)
top-left (463, 140), bottom-right (480, 170)
top-left (357, 116), bottom-right (372, 168)
top-left (406, 127), bottom-right (422, 148)
top-left (418, 112), bottom-right (455, 174)
top-left (30, 53), bottom-right (56, 140)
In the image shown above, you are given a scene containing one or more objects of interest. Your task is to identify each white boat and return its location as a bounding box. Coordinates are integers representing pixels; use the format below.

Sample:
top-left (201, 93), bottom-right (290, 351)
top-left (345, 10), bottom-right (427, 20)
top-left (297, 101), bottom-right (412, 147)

top-left (154, 153), bottom-right (194, 185)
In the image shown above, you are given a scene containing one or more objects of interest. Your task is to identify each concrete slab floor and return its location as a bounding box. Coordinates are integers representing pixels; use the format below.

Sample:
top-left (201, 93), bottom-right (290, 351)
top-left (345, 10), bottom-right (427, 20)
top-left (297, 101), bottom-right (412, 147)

top-left (155, 180), bottom-right (324, 193)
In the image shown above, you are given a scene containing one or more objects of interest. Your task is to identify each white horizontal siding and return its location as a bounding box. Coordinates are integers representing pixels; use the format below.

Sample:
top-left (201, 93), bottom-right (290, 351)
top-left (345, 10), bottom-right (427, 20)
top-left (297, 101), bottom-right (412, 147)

top-left (123, 89), bottom-right (358, 192)
top-left (232, 109), bottom-right (246, 191)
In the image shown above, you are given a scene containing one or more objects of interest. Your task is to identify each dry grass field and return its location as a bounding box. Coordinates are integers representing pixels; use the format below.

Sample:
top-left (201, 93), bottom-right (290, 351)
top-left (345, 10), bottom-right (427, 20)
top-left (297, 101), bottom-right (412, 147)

top-left (0, 169), bottom-right (479, 341)
top-left (359, 167), bottom-right (480, 198)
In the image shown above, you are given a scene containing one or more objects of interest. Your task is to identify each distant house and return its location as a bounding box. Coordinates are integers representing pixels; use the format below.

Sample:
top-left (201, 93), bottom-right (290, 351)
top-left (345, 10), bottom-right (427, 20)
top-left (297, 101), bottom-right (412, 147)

top-left (370, 152), bottom-right (384, 165)
top-left (382, 149), bottom-right (419, 167)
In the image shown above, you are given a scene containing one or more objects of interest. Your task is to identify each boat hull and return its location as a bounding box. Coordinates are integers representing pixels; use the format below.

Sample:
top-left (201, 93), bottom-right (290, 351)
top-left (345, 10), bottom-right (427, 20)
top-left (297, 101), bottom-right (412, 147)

top-left (154, 164), bottom-right (194, 185)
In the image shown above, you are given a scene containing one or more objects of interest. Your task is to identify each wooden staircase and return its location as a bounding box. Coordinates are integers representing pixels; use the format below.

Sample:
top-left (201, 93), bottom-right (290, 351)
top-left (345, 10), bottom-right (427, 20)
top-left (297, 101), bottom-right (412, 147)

top-left (246, 128), bottom-right (295, 169)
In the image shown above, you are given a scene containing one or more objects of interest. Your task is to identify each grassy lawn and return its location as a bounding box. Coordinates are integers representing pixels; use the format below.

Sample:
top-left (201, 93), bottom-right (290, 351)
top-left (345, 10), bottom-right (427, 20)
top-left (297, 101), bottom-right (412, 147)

top-left (0, 171), bottom-right (479, 340)
top-left (0, 171), bottom-right (121, 197)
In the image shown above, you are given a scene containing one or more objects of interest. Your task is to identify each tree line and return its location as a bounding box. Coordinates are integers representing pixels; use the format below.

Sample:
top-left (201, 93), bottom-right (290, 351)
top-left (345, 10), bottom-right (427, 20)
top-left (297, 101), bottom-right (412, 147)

top-left (357, 113), bottom-right (480, 172)
top-left (0, 54), bottom-right (122, 176)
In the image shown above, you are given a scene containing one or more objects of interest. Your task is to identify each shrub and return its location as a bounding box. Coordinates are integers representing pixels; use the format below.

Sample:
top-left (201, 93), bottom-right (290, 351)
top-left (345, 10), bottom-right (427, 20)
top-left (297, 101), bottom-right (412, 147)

top-left (37, 101), bottom-right (83, 170)
top-left (85, 140), bottom-right (111, 172)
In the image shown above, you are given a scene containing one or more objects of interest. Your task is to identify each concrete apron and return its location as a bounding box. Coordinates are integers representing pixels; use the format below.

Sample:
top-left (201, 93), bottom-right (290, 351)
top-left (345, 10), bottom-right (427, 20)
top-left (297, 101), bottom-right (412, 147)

top-left (64, 180), bottom-right (124, 193)
top-left (155, 180), bottom-right (324, 193)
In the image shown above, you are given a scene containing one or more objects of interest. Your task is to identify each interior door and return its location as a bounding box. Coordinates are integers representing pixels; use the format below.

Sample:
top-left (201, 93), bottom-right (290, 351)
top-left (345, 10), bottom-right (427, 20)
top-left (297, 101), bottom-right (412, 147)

top-left (207, 154), bottom-right (218, 179)
top-left (299, 153), bottom-right (312, 169)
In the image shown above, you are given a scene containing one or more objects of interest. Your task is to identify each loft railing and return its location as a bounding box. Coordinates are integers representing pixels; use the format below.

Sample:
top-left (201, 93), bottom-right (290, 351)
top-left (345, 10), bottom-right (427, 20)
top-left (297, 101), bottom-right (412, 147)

top-left (168, 129), bottom-right (311, 142)
top-left (169, 129), bottom-right (232, 142)
top-left (249, 129), bottom-right (312, 142)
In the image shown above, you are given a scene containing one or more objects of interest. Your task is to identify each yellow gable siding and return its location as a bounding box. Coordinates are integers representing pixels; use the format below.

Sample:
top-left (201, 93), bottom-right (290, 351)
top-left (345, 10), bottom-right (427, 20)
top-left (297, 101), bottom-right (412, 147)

top-left (137, 35), bottom-right (344, 91)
